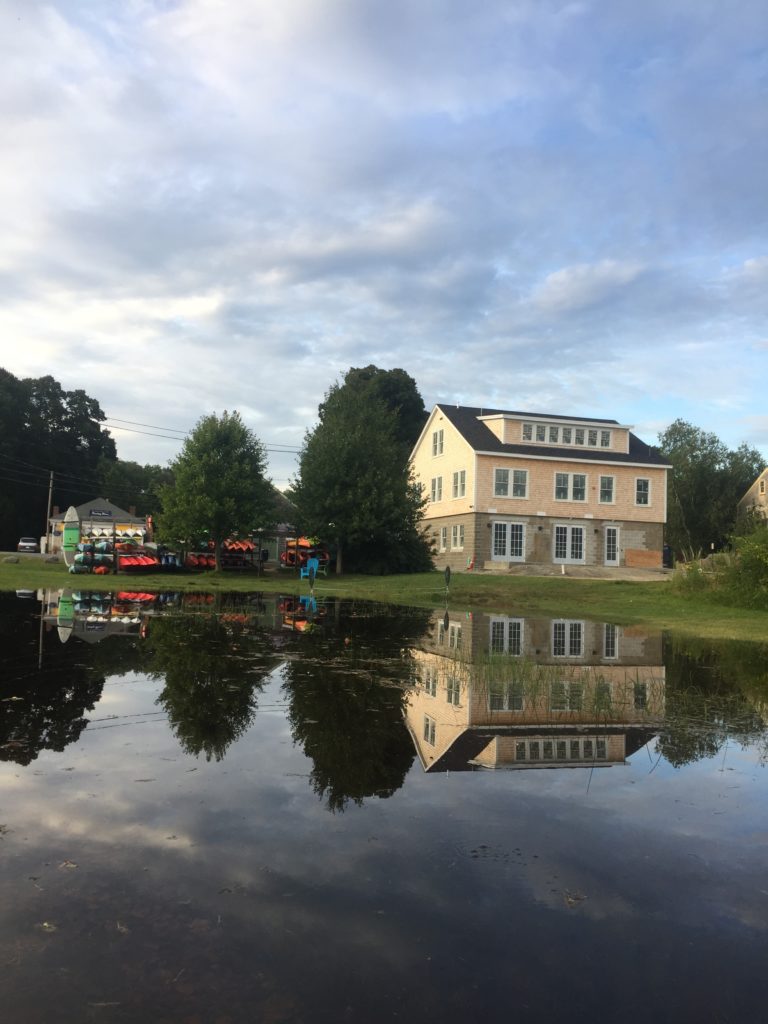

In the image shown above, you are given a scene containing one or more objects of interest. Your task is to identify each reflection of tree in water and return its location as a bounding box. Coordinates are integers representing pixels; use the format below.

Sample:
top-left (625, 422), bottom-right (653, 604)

top-left (0, 597), bottom-right (108, 765)
top-left (656, 635), bottom-right (768, 768)
top-left (281, 602), bottom-right (429, 812)
top-left (148, 611), bottom-right (277, 762)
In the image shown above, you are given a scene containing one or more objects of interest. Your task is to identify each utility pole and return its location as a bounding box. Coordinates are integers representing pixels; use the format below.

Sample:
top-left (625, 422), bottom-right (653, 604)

top-left (44, 470), bottom-right (53, 553)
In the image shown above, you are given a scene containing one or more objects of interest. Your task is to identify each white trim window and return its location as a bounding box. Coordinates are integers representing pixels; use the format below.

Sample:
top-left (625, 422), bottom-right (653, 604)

top-left (448, 623), bottom-right (462, 649)
top-left (451, 524), bottom-right (465, 550)
top-left (423, 715), bottom-right (436, 745)
top-left (515, 737), bottom-right (607, 762)
top-left (554, 472), bottom-right (587, 501)
top-left (552, 620), bottom-right (584, 657)
top-left (599, 475), bottom-right (614, 503)
top-left (489, 617), bottom-right (524, 655)
top-left (452, 469), bottom-right (466, 498)
top-left (423, 666), bottom-right (437, 696)
top-left (438, 526), bottom-right (447, 552)
top-left (430, 476), bottom-right (443, 502)
top-left (512, 469), bottom-right (528, 498)
top-left (432, 429), bottom-right (444, 456)
top-left (522, 423), bottom-right (533, 441)
top-left (635, 477), bottom-right (650, 506)
top-left (550, 679), bottom-right (584, 711)
top-left (600, 430), bottom-right (611, 448)
top-left (494, 468), bottom-right (509, 496)
top-left (489, 679), bottom-right (524, 711)
top-left (446, 675), bottom-right (461, 706)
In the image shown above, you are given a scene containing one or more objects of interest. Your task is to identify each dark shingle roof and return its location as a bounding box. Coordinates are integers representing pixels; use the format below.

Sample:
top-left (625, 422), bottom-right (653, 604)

top-left (436, 404), bottom-right (670, 468)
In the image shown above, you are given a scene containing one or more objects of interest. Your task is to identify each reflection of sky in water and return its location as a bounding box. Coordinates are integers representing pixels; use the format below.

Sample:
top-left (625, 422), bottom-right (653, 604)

top-left (3, 609), bottom-right (768, 1021)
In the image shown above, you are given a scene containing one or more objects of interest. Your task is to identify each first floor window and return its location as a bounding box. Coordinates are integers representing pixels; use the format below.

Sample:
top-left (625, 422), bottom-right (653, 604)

top-left (554, 525), bottom-right (585, 563)
top-left (452, 469), bottom-right (466, 498)
top-left (438, 527), bottom-right (447, 552)
top-left (636, 478), bottom-right (650, 505)
top-left (603, 623), bottom-right (618, 659)
top-left (451, 524), bottom-right (464, 550)
top-left (492, 521), bottom-right (525, 561)
top-left (430, 476), bottom-right (443, 502)
top-left (423, 715), bottom-right (436, 745)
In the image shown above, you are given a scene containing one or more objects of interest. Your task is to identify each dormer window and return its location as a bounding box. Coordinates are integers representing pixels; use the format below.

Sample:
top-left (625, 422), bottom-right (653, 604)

top-left (522, 423), bottom-right (533, 441)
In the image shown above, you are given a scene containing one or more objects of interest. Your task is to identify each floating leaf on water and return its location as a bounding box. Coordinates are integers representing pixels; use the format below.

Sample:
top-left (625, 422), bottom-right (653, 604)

top-left (37, 921), bottom-right (57, 933)
top-left (563, 890), bottom-right (587, 908)
top-left (59, 860), bottom-right (77, 869)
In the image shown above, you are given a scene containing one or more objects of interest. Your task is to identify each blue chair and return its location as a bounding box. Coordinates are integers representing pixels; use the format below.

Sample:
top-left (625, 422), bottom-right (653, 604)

top-left (300, 556), bottom-right (320, 580)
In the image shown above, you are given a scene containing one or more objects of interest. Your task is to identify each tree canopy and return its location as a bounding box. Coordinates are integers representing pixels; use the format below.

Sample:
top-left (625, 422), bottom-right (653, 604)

top-left (158, 411), bottom-right (274, 569)
top-left (657, 419), bottom-right (764, 555)
top-left (0, 368), bottom-right (117, 548)
top-left (292, 367), bottom-right (433, 574)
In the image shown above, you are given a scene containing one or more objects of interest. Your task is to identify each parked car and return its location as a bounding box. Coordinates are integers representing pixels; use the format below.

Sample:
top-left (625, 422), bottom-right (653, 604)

top-left (17, 537), bottom-right (40, 553)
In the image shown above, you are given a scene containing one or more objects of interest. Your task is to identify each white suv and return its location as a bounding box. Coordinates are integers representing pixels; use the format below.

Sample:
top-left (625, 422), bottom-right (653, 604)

top-left (17, 537), bottom-right (40, 553)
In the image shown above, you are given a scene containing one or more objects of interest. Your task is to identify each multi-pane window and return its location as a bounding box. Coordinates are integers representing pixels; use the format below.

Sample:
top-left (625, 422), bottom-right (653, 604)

top-left (575, 428), bottom-right (585, 445)
top-left (512, 469), bottom-right (528, 498)
top-left (494, 468), bottom-right (509, 496)
top-left (599, 475), bottom-right (614, 503)
top-left (493, 522), bottom-right (524, 560)
top-left (452, 469), bottom-right (466, 498)
top-left (446, 675), bottom-right (461, 706)
top-left (536, 425), bottom-right (546, 442)
top-left (603, 623), bottom-right (618, 659)
top-left (451, 525), bottom-right (464, 550)
top-left (430, 476), bottom-right (442, 502)
top-left (594, 679), bottom-right (612, 711)
top-left (522, 423), bottom-right (533, 441)
top-left (423, 666), bottom-right (437, 697)
top-left (448, 623), bottom-right (462, 649)
top-left (437, 621), bottom-right (445, 645)
top-left (550, 680), bottom-right (584, 710)
top-left (515, 737), bottom-right (606, 762)
top-left (432, 429), bottom-right (444, 456)
top-left (555, 473), bottom-right (587, 501)
top-left (600, 430), bottom-right (611, 447)
top-left (552, 620), bottom-right (584, 657)
top-left (489, 617), bottom-right (523, 655)
top-left (438, 527), bottom-right (447, 552)
top-left (549, 426), bottom-right (559, 443)
top-left (554, 525), bottom-right (584, 562)
top-left (423, 715), bottom-right (436, 745)
top-left (489, 679), bottom-right (524, 711)
top-left (588, 429), bottom-right (598, 446)
top-left (634, 682), bottom-right (648, 710)
top-left (636, 478), bottom-right (650, 505)
top-left (562, 427), bottom-right (572, 444)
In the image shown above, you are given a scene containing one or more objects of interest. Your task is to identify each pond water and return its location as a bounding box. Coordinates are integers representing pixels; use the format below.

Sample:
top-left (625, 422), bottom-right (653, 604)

top-left (1, 589), bottom-right (768, 1023)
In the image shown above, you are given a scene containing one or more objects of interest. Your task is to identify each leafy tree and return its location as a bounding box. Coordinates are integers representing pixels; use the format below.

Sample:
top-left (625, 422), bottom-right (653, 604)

top-left (97, 457), bottom-right (173, 516)
top-left (158, 411), bottom-right (274, 569)
top-left (323, 365), bottom-right (428, 456)
top-left (0, 368), bottom-right (116, 547)
top-left (657, 419), bottom-right (764, 555)
top-left (292, 371), bottom-right (433, 574)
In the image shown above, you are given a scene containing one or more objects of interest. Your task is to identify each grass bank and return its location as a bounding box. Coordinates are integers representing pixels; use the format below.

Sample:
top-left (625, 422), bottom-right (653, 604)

top-left (2, 557), bottom-right (766, 642)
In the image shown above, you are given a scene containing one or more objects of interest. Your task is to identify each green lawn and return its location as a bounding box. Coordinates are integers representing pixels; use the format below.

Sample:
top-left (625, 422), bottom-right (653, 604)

top-left (2, 556), bottom-right (765, 642)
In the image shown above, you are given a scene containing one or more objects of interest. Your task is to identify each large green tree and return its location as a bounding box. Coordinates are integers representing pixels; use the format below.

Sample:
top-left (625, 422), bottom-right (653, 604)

top-left (0, 368), bottom-right (116, 547)
top-left (97, 457), bottom-right (173, 516)
top-left (292, 369), bottom-right (432, 574)
top-left (158, 411), bottom-right (274, 569)
top-left (658, 419), bottom-right (764, 555)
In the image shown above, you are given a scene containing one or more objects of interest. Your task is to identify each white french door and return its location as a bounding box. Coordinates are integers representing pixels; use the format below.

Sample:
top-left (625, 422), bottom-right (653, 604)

top-left (553, 525), bottom-right (585, 564)
top-left (604, 526), bottom-right (620, 566)
top-left (491, 521), bottom-right (525, 562)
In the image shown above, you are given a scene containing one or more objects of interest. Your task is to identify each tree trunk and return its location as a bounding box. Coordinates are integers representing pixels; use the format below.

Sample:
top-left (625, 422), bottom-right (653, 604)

top-left (335, 540), bottom-right (343, 576)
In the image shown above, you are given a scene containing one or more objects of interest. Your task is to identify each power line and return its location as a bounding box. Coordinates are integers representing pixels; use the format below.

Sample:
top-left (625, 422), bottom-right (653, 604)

top-left (98, 417), bottom-right (301, 452)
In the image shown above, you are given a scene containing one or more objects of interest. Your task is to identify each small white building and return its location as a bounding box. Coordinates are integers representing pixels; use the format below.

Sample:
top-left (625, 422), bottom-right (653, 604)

top-left (48, 498), bottom-right (149, 552)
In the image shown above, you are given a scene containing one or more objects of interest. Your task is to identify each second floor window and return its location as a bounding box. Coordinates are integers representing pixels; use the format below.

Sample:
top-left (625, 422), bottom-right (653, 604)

top-left (452, 469), bottom-right (466, 498)
top-left (430, 477), bottom-right (442, 502)
top-left (555, 472), bottom-right (587, 501)
top-left (494, 468), bottom-right (509, 496)
top-left (636, 478), bottom-right (650, 505)
top-left (599, 475), bottom-right (614, 503)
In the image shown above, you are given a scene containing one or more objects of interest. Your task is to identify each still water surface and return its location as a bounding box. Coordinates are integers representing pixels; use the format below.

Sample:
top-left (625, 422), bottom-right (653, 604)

top-left (1, 589), bottom-right (768, 1023)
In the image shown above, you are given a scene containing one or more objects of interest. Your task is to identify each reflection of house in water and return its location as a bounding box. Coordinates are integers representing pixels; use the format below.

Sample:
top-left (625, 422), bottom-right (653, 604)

top-left (405, 610), bottom-right (665, 772)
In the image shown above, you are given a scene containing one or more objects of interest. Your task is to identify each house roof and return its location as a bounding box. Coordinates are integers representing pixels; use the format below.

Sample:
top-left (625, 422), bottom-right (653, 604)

top-left (434, 404), bottom-right (671, 469)
top-left (50, 498), bottom-right (146, 523)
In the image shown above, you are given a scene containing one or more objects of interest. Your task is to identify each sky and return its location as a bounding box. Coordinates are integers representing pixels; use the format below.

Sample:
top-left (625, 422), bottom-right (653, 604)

top-left (1, 0), bottom-right (766, 488)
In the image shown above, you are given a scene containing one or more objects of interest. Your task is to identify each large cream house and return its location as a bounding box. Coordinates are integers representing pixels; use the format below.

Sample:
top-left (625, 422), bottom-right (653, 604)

top-left (410, 405), bottom-right (670, 572)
